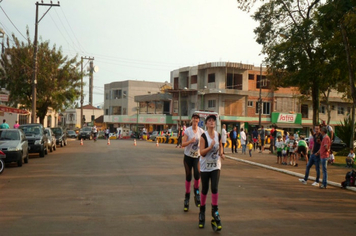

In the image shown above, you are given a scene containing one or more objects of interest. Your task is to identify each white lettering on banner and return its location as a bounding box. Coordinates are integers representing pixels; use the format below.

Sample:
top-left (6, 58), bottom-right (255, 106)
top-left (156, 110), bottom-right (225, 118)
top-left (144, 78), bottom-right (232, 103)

top-left (277, 113), bottom-right (296, 123)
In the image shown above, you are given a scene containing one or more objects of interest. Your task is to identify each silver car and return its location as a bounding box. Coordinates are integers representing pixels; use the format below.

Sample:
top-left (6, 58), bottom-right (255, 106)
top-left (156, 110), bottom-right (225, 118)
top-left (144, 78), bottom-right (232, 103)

top-left (45, 128), bottom-right (57, 152)
top-left (0, 129), bottom-right (29, 167)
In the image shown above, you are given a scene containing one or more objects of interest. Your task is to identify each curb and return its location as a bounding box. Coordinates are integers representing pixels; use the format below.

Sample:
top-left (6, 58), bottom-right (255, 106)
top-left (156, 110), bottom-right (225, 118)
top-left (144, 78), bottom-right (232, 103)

top-left (226, 155), bottom-right (356, 192)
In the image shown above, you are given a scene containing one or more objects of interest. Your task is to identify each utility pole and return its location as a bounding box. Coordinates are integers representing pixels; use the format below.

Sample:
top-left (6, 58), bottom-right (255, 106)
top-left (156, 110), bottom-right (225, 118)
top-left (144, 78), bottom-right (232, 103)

top-left (32, 1), bottom-right (60, 123)
top-left (258, 64), bottom-right (263, 128)
top-left (80, 56), bottom-right (94, 128)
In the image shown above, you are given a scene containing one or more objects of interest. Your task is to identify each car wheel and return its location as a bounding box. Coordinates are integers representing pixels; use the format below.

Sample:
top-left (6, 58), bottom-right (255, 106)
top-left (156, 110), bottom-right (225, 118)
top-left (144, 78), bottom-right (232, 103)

top-left (45, 146), bottom-right (48, 155)
top-left (60, 140), bottom-right (64, 147)
top-left (24, 152), bottom-right (29, 164)
top-left (53, 144), bottom-right (56, 151)
top-left (64, 139), bottom-right (67, 146)
top-left (39, 147), bottom-right (45, 157)
top-left (50, 144), bottom-right (53, 152)
top-left (17, 157), bottom-right (23, 167)
top-left (0, 158), bottom-right (4, 174)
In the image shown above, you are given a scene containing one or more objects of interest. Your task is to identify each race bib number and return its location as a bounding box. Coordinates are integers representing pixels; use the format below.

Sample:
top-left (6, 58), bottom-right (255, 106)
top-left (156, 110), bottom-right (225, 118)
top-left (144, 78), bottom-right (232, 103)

top-left (206, 160), bottom-right (217, 170)
top-left (190, 151), bottom-right (198, 157)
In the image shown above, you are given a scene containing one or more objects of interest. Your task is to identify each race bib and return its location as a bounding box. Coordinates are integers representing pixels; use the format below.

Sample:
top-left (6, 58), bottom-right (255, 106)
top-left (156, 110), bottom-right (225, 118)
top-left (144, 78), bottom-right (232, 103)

top-left (190, 151), bottom-right (198, 157)
top-left (206, 159), bottom-right (217, 170)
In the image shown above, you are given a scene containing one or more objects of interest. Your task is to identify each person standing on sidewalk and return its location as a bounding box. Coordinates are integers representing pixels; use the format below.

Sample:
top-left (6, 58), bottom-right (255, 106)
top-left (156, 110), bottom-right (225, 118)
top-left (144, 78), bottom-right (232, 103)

top-left (248, 141), bottom-right (253, 157)
top-left (299, 125), bottom-right (323, 186)
top-left (240, 128), bottom-right (247, 154)
top-left (252, 128), bottom-right (258, 151)
top-left (230, 127), bottom-right (237, 153)
top-left (259, 126), bottom-right (266, 153)
top-left (275, 136), bottom-right (284, 164)
top-left (182, 113), bottom-right (204, 212)
top-left (221, 124), bottom-right (227, 154)
top-left (319, 127), bottom-right (331, 189)
top-left (198, 114), bottom-right (225, 229)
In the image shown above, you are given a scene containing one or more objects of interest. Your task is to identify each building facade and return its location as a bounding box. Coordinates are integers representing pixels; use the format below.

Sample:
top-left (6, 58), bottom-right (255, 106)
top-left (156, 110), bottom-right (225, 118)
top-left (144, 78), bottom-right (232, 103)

top-left (64, 104), bottom-right (104, 130)
top-left (103, 80), bottom-right (172, 132)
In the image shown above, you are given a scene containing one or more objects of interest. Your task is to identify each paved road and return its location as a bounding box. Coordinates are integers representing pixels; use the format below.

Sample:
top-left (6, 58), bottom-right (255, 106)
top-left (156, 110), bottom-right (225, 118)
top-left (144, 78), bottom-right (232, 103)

top-left (1, 139), bottom-right (355, 236)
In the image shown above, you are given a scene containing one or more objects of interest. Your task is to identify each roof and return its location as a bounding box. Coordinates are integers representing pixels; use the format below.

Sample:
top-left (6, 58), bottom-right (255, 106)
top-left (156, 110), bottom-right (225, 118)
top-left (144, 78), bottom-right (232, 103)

top-left (79, 104), bottom-right (102, 110)
top-left (95, 115), bottom-right (104, 123)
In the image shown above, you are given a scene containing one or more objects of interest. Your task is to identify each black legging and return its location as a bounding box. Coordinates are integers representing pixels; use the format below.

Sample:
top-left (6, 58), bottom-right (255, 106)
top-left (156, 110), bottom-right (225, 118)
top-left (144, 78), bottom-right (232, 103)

top-left (201, 170), bottom-right (220, 195)
top-left (183, 155), bottom-right (200, 182)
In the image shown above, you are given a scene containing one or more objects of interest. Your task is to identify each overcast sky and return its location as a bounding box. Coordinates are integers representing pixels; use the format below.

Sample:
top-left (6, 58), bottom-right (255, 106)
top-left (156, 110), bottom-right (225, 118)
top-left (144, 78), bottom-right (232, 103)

top-left (0, 0), bottom-right (264, 107)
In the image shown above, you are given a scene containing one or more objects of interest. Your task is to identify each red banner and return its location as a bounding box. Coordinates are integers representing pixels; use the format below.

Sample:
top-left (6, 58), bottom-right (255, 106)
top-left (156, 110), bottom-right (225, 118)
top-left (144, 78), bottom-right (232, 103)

top-left (0, 105), bottom-right (29, 114)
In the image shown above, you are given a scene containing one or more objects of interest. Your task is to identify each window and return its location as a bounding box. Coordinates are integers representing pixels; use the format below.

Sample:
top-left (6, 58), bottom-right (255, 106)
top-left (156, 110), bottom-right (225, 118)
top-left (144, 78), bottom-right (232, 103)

top-left (320, 106), bottom-right (325, 114)
top-left (338, 106), bottom-right (344, 115)
top-left (255, 102), bottom-right (271, 115)
top-left (91, 115), bottom-right (95, 121)
top-left (347, 107), bottom-right (351, 114)
top-left (112, 89), bottom-right (122, 99)
top-left (123, 108), bottom-right (127, 115)
top-left (256, 75), bottom-right (270, 89)
top-left (301, 104), bottom-right (308, 118)
top-left (113, 106), bottom-right (122, 115)
top-left (191, 75), bottom-right (197, 84)
top-left (226, 74), bottom-right (242, 90)
top-left (208, 73), bottom-right (215, 83)
top-left (248, 101), bottom-right (253, 107)
top-left (208, 100), bottom-right (216, 108)
top-left (105, 109), bottom-right (109, 115)
top-left (123, 91), bottom-right (127, 98)
top-left (248, 74), bottom-right (255, 80)
top-left (105, 93), bottom-right (109, 100)
top-left (331, 105), bottom-right (335, 110)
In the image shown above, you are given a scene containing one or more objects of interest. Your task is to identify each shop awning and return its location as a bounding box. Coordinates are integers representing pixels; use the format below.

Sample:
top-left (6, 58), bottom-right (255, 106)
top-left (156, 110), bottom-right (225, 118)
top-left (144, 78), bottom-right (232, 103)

top-left (0, 105), bottom-right (29, 114)
top-left (274, 123), bottom-right (303, 129)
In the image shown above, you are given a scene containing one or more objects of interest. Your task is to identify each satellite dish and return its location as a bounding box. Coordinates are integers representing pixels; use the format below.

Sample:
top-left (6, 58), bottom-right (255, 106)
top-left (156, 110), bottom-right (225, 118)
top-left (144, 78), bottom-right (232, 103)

top-left (94, 66), bottom-right (99, 73)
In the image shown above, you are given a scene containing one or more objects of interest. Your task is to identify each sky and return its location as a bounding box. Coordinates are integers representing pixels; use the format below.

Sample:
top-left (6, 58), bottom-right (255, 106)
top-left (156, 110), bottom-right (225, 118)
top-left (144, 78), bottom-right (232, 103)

top-left (0, 0), bottom-right (264, 107)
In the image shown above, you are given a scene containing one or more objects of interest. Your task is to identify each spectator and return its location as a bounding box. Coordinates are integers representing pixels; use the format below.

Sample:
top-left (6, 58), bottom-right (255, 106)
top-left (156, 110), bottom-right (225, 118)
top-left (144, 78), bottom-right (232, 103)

top-left (248, 141), bottom-right (253, 157)
top-left (275, 136), bottom-right (284, 164)
top-left (259, 126), bottom-right (266, 153)
top-left (287, 134), bottom-right (295, 165)
top-left (221, 124), bottom-right (227, 154)
top-left (13, 121), bottom-right (20, 129)
top-left (320, 120), bottom-right (335, 142)
top-left (229, 127), bottom-right (238, 153)
top-left (240, 128), bottom-right (247, 154)
top-left (319, 127), bottom-right (331, 189)
top-left (0, 119), bottom-right (10, 129)
top-left (176, 124), bottom-right (182, 148)
top-left (252, 128), bottom-right (258, 151)
top-left (346, 148), bottom-right (355, 168)
top-left (328, 150), bottom-right (335, 165)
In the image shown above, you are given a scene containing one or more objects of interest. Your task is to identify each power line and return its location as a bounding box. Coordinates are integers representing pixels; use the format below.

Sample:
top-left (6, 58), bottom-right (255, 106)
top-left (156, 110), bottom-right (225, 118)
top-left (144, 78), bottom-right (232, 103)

top-left (0, 6), bottom-right (27, 40)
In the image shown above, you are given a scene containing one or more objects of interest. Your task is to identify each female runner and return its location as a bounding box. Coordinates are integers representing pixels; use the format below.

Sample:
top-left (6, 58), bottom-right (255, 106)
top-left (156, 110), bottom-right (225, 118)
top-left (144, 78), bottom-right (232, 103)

top-left (198, 114), bottom-right (225, 231)
top-left (181, 113), bottom-right (204, 212)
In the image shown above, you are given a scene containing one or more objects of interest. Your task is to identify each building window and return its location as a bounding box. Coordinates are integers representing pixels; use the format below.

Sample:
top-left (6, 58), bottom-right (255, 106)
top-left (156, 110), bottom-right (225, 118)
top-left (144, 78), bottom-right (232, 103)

top-left (105, 93), bottom-right (109, 100)
top-left (208, 100), bottom-right (216, 108)
top-left (113, 106), bottom-right (122, 115)
top-left (123, 108), bottom-right (127, 115)
top-left (338, 106), bottom-right (344, 115)
top-left (347, 107), bottom-right (351, 114)
top-left (248, 101), bottom-right (253, 107)
top-left (331, 105), bottom-right (335, 110)
top-left (255, 102), bottom-right (271, 115)
top-left (301, 104), bottom-right (308, 118)
top-left (191, 75), bottom-right (197, 84)
top-left (226, 74), bottom-right (242, 90)
top-left (123, 91), bottom-right (127, 98)
top-left (208, 74), bottom-right (215, 83)
top-left (256, 75), bottom-right (270, 89)
top-left (174, 77), bottom-right (179, 89)
top-left (248, 74), bottom-right (255, 80)
top-left (112, 89), bottom-right (122, 99)
top-left (105, 109), bottom-right (109, 115)
top-left (47, 115), bottom-right (52, 128)
top-left (91, 115), bottom-right (95, 121)
top-left (320, 106), bottom-right (325, 114)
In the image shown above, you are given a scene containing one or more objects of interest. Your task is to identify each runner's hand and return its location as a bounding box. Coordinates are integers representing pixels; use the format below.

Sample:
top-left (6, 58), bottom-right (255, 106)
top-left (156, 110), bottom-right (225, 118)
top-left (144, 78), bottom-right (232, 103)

top-left (191, 137), bottom-right (196, 143)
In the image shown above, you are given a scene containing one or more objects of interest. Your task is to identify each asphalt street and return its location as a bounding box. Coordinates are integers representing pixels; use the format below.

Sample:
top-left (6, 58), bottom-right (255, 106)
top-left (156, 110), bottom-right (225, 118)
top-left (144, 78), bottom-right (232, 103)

top-left (0, 139), bottom-right (355, 236)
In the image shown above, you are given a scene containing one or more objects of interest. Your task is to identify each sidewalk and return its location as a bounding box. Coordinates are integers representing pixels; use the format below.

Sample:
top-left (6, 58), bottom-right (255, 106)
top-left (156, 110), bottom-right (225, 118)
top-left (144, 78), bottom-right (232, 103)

top-left (225, 148), bottom-right (356, 192)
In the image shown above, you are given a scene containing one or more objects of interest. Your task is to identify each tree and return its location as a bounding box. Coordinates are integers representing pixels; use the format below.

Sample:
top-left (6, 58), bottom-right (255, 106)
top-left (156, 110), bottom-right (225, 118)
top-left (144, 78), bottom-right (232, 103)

top-left (0, 30), bottom-right (82, 125)
top-left (317, 0), bottom-right (356, 148)
top-left (237, 0), bottom-right (338, 126)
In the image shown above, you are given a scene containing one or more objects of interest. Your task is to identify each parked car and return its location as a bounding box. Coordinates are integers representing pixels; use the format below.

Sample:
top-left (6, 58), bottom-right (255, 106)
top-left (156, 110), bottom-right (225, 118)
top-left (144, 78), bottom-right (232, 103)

top-left (19, 124), bottom-right (48, 157)
top-left (67, 130), bottom-right (78, 139)
top-left (0, 150), bottom-right (5, 174)
top-left (45, 128), bottom-right (56, 152)
top-left (78, 127), bottom-right (92, 140)
top-left (149, 131), bottom-right (160, 141)
top-left (51, 127), bottom-right (67, 147)
top-left (0, 129), bottom-right (29, 166)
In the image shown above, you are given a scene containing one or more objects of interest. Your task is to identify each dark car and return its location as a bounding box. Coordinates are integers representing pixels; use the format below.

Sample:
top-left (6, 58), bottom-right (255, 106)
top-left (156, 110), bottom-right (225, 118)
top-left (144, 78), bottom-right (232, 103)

top-left (51, 127), bottom-right (67, 147)
top-left (149, 131), bottom-right (160, 141)
top-left (19, 124), bottom-right (48, 157)
top-left (331, 136), bottom-right (347, 151)
top-left (45, 128), bottom-right (56, 152)
top-left (78, 127), bottom-right (92, 140)
top-left (67, 130), bottom-right (77, 139)
top-left (0, 129), bottom-right (29, 167)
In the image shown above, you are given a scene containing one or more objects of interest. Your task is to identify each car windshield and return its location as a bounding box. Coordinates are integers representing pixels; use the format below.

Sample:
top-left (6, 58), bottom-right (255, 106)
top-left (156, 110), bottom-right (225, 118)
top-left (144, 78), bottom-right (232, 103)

top-left (68, 130), bottom-right (75, 134)
top-left (51, 128), bottom-right (62, 135)
top-left (0, 130), bottom-right (20, 140)
top-left (81, 127), bottom-right (92, 132)
top-left (20, 126), bottom-right (42, 135)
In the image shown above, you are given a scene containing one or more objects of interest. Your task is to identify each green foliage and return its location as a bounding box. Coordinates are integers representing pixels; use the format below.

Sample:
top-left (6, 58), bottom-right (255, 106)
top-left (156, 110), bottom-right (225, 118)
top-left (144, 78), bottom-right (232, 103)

top-left (0, 29), bottom-right (82, 124)
top-left (336, 115), bottom-right (356, 148)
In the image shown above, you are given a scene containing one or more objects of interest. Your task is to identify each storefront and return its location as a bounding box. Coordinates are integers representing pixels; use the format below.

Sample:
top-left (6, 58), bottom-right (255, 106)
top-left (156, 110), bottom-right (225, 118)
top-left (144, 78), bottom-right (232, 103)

top-left (271, 112), bottom-right (304, 134)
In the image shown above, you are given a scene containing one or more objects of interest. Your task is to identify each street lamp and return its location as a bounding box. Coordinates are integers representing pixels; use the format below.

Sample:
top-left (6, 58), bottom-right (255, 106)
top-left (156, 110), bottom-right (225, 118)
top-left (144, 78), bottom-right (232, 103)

top-left (80, 56), bottom-right (94, 128)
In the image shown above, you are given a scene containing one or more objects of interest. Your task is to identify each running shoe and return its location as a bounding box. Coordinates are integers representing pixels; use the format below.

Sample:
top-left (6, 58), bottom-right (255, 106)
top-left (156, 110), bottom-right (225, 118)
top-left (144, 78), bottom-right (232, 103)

top-left (312, 182), bottom-right (319, 187)
top-left (298, 179), bottom-right (307, 184)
